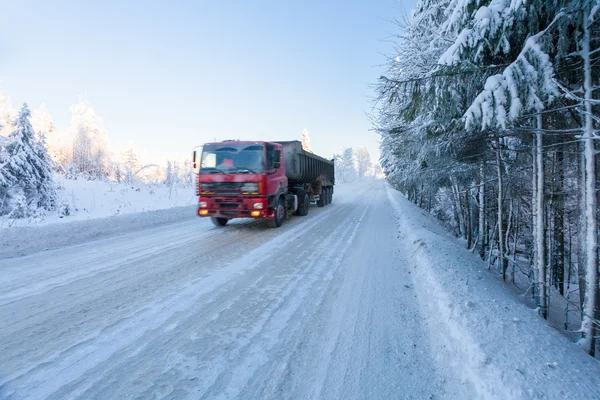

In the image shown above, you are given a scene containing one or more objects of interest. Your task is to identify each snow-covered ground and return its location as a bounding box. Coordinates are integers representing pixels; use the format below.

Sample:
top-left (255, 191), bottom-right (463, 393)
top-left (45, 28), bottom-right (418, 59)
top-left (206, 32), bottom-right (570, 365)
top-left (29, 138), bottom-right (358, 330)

top-left (1, 175), bottom-right (196, 229)
top-left (385, 184), bottom-right (600, 398)
top-left (0, 180), bottom-right (598, 399)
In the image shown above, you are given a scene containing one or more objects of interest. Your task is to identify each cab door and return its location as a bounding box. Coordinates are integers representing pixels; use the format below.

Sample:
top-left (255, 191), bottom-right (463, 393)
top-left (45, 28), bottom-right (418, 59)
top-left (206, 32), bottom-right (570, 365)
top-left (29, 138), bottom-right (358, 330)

top-left (266, 144), bottom-right (288, 198)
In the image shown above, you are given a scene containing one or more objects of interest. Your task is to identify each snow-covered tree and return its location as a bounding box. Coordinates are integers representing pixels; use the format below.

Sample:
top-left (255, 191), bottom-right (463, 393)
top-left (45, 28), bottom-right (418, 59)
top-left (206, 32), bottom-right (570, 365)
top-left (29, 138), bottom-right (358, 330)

top-left (30, 103), bottom-right (66, 171)
top-left (68, 99), bottom-right (111, 180)
top-left (182, 159), bottom-right (195, 187)
top-left (30, 104), bottom-right (55, 139)
top-left (122, 148), bottom-right (139, 184)
top-left (372, 163), bottom-right (384, 179)
top-left (356, 147), bottom-right (372, 179)
top-left (164, 160), bottom-right (174, 198)
top-left (559, 0), bottom-right (600, 357)
top-left (300, 128), bottom-right (312, 152)
top-left (439, 0), bottom-right (565, 312)
top-left (172, 161), bottom-right (181, 184)
top-left (0, 103), bottom-right (56, 215)
top-left (374, 0), bottom-right (600, 356)
top-left (334, 148), bottom-right (356, 183)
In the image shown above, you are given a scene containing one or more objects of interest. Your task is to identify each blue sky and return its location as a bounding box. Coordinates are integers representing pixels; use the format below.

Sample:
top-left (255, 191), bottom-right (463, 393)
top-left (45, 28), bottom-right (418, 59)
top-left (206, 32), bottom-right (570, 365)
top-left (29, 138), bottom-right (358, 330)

top-left (1, 0), bottom-right (416, 162)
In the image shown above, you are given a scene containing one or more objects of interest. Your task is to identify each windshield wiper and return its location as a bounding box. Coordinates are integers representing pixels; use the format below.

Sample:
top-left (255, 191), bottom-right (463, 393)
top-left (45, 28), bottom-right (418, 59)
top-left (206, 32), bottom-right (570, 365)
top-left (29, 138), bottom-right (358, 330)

top-left (200, 167), bottom-right (226, 174)
top-left (235, 167), bottom-right (258, 174)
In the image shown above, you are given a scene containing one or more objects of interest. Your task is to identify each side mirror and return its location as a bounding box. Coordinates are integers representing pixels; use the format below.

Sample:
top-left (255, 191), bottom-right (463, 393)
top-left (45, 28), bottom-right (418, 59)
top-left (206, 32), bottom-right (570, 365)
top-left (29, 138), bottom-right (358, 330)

top-left (192, 151), bottom-right (199, 175)
top-left (274, 162), bottom-right (281, 169)
top-left (274, 150), bottom-right (281, 163)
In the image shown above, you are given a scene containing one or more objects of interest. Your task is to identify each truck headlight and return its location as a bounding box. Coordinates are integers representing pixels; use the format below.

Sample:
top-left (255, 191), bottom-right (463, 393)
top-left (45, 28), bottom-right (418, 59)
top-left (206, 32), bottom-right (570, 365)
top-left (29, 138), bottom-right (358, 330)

top-left (253, 203), bottom-right (263, 209)
top-left (199, 201), bottom-right (207, 208)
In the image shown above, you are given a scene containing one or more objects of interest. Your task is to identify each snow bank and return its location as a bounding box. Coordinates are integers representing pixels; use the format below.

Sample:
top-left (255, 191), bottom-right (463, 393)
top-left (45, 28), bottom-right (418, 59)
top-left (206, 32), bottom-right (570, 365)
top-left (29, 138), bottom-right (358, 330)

top-left (385, 182), bottom-right (600, 399)
top-left (1, 175), bottom-right (196, 229)
top-left (0, 205), bottom-right (195, 259)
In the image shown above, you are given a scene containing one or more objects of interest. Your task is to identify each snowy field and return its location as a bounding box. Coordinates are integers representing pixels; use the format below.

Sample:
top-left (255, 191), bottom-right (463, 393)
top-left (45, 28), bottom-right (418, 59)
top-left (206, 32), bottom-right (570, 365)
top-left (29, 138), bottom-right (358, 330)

top-left (0, 180), bottom-right (599, 399)
top-left (0, 175), bottom-right (196, 229)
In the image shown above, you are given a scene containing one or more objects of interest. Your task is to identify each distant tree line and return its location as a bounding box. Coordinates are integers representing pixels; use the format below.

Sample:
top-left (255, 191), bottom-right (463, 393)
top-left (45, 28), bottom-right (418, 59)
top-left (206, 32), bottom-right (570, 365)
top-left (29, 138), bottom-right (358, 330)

top-left (0, 97), bottom-right (195, 219)
top-left (333, 146), bottom-right (381, 183)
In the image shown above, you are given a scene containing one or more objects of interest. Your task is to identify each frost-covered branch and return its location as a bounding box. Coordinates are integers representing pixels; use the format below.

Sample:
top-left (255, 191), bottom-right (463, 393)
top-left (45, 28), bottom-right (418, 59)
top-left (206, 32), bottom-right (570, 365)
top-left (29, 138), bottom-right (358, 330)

top-left (464, 13), bottom-right (565, 130)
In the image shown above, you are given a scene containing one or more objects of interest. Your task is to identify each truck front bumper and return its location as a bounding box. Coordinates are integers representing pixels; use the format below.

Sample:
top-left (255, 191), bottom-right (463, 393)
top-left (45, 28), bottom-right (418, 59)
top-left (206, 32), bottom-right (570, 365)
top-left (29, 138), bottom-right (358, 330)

top-left (197, 196), bottom-right (274, 220)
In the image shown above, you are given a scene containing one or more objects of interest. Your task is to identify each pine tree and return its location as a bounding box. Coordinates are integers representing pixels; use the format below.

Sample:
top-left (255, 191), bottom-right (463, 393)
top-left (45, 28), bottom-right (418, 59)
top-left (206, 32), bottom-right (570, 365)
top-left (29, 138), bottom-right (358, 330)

top-left (375, 0), bottom-right (600, 355)
top-left (439, 0), bottom-right (565, 313)
top-left (31, 104), bottom-right (61, 171)
top-left (0, 103), bottom-right (56, 215)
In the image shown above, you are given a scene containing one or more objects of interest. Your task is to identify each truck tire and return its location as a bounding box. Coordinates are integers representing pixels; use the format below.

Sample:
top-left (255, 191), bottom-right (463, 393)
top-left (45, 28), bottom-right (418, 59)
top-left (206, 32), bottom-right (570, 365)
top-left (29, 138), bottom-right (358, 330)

top-left (269, 197), bottom-right (285, 228)
top-left (211, 217), bottom-right (228, 227)
top-left (325, 188), bottom-right (330, 205)
top-left (297, 192), bottom-right (309, 216)
top-left (328, 188), bottom-right (333, 204)
top-left (317, 190), bottom-right (325, 207)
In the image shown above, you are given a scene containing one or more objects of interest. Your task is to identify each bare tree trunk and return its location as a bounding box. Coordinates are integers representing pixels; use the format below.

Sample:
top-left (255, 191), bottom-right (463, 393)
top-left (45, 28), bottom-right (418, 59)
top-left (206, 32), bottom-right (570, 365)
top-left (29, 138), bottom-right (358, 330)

top-left (496, 138), bottom-right (506, 280)
top-left (578, 141), bottom-right (587, 314)
top-left (506, 199), bottom-right (513, 266)
top-left (532, 134), bottom-right (538, 301)
top-left (457, 184), bottom-right (467, 240)
top-left (567, 222), bottom-right (573, 291)
top-left (428, 184), bottom-right (433, 212)
top-left (536, 114), bottom-right (547, 319)
top-left (452, 183), bottom-right (463, 237)
top-left (553, 148), bottom-right (565, 296)
top-left (465, 187), bottom-right (472, 249)
top-left (479, 162), bottom-right (486, 259)
top-left (488, 220), bottom-right (498, 270)
top-left (512, 200), bottom-right (520, 283)
top-left (579, 10), bottom-right (598, 355)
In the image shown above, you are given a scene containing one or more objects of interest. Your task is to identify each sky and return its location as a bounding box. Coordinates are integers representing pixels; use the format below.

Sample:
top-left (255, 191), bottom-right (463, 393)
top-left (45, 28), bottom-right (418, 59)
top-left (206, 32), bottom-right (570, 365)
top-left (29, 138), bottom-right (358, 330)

top-left (1, 0), bottom-right (417, 164)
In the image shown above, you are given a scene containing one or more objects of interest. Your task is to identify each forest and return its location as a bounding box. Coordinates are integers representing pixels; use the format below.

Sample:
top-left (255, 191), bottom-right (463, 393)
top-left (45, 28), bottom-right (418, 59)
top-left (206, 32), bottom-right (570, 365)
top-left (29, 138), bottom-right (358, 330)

top-left (374, 0), bottom-right (600, 355)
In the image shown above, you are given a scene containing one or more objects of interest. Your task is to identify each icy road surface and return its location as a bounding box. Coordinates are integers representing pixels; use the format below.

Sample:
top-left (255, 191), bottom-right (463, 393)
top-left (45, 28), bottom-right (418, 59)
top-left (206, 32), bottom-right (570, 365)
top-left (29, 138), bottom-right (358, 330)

top-left (1, 181), bottom-right (599, 399)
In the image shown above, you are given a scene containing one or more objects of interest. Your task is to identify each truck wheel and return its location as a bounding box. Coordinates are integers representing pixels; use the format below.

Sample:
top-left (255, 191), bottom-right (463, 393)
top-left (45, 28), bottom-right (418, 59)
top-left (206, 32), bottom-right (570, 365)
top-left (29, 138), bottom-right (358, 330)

top-left (317, 190), bottom-right (325, 207)
top-left (328, 188), bottom-right (333, 204)
top-left (269, 198), bottom-right (285, 228)
top-left (324, 188), bottom-right (330, 205)
top-left (211, 217), bottom-right (228, 227)
top-left (297, 192), bottom-right (309, 216)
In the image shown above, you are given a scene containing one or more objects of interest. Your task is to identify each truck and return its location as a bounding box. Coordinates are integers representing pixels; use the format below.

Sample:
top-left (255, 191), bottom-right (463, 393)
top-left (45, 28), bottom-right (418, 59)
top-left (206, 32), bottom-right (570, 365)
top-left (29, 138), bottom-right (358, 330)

top-left (193, 140), bottom-right (334, 228)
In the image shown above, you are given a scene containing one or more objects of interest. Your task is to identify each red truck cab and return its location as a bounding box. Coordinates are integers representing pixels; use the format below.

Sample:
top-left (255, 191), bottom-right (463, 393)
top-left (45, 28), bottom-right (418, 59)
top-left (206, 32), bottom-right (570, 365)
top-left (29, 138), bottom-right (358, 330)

top-left (194, 141), bottom-right (285, 226)
top-left (194, 140), bottom-right (334, 228)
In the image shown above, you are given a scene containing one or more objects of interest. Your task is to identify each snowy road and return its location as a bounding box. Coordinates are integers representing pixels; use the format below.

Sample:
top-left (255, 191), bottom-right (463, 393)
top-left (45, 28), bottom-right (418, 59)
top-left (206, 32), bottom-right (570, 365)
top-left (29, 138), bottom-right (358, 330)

top-left (1, 181), bottom-right (599, 399)
top-left (0, 181), bottom-right (457, 399)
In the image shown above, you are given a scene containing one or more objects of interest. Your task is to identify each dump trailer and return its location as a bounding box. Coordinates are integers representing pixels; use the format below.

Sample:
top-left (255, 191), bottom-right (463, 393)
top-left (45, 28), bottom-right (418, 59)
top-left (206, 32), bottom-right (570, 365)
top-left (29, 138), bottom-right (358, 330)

top-left (193, 140), bottom-right (334, 228)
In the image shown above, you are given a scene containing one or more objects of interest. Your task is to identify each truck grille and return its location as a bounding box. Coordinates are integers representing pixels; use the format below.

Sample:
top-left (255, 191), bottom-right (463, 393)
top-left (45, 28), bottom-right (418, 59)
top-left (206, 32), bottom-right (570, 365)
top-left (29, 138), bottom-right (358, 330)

top-left (199, 182), bottom-right (243, 195)
top-left (219, 203), bottom-right (239, 209)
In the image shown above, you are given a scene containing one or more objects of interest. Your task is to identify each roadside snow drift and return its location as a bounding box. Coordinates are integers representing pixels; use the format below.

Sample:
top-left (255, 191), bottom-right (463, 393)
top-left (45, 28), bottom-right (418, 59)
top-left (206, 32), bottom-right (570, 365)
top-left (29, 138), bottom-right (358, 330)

top-left (385, 182), bottom-right (600, 399)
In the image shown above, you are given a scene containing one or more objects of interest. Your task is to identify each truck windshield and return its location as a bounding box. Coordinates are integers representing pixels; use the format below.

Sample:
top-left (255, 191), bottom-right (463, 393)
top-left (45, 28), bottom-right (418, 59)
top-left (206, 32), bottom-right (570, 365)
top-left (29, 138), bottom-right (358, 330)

top-left (200, 144), bottom-right (265, 174)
